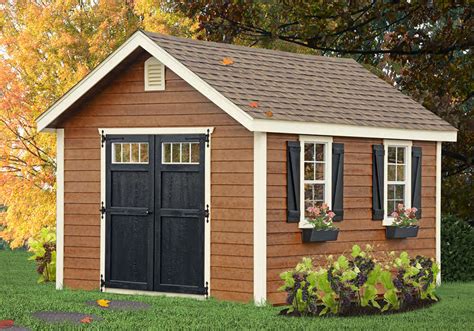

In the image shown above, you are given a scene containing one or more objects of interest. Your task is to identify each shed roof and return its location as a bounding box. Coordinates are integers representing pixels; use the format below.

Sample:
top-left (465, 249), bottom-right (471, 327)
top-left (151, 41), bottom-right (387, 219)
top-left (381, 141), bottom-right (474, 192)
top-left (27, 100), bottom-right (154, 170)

top-left (36, 30), bottom-right (457, 141)
top-left (144, 31), bottom-right (455, 132)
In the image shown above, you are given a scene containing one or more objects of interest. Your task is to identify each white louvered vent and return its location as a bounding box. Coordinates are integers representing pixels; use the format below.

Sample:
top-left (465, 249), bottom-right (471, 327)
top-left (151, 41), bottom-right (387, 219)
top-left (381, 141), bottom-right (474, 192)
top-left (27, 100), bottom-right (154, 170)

top-left (144, 57), bottom-right (165, 91)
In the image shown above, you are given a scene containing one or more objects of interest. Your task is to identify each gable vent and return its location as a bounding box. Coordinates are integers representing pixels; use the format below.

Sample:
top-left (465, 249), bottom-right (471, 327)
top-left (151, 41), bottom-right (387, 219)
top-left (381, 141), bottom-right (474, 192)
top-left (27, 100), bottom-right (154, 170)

top-left (144, 57), bottom-right (165, 91)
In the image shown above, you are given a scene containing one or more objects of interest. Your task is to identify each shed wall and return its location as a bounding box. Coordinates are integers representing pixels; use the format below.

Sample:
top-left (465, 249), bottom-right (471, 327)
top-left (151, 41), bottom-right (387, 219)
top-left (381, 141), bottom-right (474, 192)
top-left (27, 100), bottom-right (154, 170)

top-left (60, 52), bottom-right (254, 302)
top-left (266, 133), bottom-right (436, 304)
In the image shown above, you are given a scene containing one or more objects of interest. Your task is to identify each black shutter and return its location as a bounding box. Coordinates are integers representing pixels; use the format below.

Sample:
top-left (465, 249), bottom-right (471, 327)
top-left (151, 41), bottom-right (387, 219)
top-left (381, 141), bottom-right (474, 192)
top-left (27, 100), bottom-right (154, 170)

top-left (287, 141), bottom-right (300, 223)
top-left (372, 145), bottom-right (384, 220)
top-left (332, 143), bottom-right (344, 221)
top-left (411, 146), bottom-right (422, 219)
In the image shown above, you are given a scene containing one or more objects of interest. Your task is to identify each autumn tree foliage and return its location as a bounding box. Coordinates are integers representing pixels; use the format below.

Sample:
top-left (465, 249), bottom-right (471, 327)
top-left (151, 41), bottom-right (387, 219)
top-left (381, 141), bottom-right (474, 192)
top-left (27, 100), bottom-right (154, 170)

top-left (172, 1), bottom-right (473, 219)
top-left (0, 0), bottom-right (198, 248)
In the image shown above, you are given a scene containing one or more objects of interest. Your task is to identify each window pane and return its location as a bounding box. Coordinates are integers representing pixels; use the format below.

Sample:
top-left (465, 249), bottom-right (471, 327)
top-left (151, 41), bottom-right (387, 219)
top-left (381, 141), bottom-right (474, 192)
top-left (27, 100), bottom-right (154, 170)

top-left (397, 147), bottom-right (405, 164)
top-left (397, 165), bottom-right (405, 181)
top-left (304, 163), bottom-right (314, 180)
top-left (171, 143), bottom-right (180, 162)
top-left (113, 143), bottom-right (122, 163)
top-left (387, 200), bottom-right (396, 216)
top-left (388, 147), bottom-right (396, 164)
top-left (140, 143), bottom-right (149, 163)
top-left (304, 143), bottom-right (314, 161)
top-left (122, 143), bottom-right (131, 162)
top-left (191, 143), bottom-right (200, 163)
top-left (314, 184), bottom-right (324, 201)
top-left (304, 184), bottom-right (313, 201)
top-left (316, 144), bottom-right (324, 161)
top-left (131, 143), bottom-right (139, 163)
top-left (395, 184), bottom-right (404, 200)
top-left (163, 143), bottom-right (171, 163)
top-left (315, 163), bottom-right (325, 180)
top-left (388, 184), bottom-right (396, 200)
top-left (182, 143), bottom-right (190, 163)
top-left (388, 165), bottom-right (396, 181)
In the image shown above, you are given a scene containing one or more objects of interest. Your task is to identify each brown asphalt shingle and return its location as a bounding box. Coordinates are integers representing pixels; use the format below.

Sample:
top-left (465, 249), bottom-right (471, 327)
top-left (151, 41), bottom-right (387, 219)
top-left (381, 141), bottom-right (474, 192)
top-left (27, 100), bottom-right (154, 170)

top-left (144, 31), bottom-right (456, 132)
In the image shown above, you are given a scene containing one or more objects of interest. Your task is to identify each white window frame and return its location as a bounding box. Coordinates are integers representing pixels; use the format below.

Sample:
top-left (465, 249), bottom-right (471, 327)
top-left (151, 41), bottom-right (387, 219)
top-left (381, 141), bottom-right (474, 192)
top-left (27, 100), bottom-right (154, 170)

top-left (383, 139), bottom-right (412, 225)
top-left (299, 135), bottom-right (333, 229)
top-left (161, 142), bottom-right (200, 165)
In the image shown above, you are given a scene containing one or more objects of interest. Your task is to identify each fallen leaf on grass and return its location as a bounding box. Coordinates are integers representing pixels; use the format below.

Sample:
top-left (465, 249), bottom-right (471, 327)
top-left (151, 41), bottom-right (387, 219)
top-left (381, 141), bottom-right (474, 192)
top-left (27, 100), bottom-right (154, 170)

top-left (80, 316), bottom-right (93, 324)
top-left (220, 57), bottom-right (234, 65)
top-left (96, 299), bottom-right (111, 308)
top-left (249, 101), bottom-right (259, 108)
top-left (0, 320), bottom-right (14, 329)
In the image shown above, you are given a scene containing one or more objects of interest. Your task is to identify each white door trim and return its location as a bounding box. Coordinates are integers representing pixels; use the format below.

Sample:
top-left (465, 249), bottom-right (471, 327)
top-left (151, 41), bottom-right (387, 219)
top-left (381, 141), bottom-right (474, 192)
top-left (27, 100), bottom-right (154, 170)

top-left (253, 132), bottom-right (267, 305)
top-left (99, 127), bottom-right (213, 297)
top-left (55, 129), bottom-right (65, 290)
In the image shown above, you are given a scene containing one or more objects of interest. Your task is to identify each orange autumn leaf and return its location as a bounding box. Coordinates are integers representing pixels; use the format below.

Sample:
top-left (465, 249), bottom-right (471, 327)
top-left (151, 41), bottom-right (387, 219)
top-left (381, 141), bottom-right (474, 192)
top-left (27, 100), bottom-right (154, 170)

top-left (249, 101), bottom-right (259, 108)
top-left (220, 57), bottom-right (234, 65)
top-left (265, 111), bottom-right (273, 118)
top-left (97, 299), bottom-right (111, 307)
top-left (0, 320), bottom-right (15, 328)
top-left (80, 316), bottom-right (93, 324)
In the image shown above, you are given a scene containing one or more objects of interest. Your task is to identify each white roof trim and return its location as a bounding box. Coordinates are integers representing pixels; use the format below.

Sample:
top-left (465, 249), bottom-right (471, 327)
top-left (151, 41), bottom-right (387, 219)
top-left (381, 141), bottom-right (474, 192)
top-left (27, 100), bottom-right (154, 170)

top-left (36, 31), bottom-right (253, 132)
top-left (36, 31), bottom-right (458, 143)
top-left (252, 119), bottom-right (457, 142)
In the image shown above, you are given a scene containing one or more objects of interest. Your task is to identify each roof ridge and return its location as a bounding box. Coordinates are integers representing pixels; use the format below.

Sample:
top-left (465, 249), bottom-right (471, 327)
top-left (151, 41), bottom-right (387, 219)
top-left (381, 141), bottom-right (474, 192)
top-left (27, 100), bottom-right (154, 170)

top-left (142, 30), bottom-right (357, 64)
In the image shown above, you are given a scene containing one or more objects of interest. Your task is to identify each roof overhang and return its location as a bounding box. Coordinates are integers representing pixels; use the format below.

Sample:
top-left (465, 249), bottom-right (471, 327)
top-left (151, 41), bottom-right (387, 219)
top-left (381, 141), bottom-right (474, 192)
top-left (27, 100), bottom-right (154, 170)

top-left (36, 31), bottom-right (457, 142)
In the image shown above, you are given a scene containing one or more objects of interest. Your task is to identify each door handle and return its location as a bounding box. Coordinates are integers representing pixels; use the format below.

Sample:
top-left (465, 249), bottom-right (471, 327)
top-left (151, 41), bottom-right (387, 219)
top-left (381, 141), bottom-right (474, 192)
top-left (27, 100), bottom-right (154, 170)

top-left (145, 210), bottom-right (153, 215)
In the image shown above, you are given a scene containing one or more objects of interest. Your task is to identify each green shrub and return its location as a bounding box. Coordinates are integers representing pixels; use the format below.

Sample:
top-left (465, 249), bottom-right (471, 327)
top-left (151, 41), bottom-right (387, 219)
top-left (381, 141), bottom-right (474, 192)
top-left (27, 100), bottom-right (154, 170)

top-left (441, 215), bottom-right (474, 281)
top-left (28, 228), bottom-right (56, 283)
top-left (280, 245), bottom-right (439, 316)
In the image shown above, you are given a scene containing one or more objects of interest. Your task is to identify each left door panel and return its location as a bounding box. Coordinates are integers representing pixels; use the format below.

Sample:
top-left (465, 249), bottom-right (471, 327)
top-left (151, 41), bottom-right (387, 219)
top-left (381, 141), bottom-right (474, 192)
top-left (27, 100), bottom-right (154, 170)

top-left (105, 135), bottom-right (154, 291)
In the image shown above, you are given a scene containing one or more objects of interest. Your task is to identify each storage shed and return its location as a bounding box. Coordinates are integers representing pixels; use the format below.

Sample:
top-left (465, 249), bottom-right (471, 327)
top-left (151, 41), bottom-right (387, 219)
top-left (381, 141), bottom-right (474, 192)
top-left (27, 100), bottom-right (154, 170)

top-left (36, 30), bottom-right (457, 305)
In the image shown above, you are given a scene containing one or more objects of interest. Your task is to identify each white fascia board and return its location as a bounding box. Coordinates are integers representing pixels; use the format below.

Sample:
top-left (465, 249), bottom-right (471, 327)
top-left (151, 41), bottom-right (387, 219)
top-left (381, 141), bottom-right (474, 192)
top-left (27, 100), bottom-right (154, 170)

top-left (253, 119), bottom-right (458, 142)
top-left (37, 31), bottom-right (253, 132)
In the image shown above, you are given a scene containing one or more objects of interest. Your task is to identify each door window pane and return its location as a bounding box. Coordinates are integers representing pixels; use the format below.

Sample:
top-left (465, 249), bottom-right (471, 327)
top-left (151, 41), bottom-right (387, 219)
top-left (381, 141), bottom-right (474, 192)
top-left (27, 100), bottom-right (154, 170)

top-left (163, 142), bottom-right (200, 164)
top-left (112, 142), bottom-right (149, 164)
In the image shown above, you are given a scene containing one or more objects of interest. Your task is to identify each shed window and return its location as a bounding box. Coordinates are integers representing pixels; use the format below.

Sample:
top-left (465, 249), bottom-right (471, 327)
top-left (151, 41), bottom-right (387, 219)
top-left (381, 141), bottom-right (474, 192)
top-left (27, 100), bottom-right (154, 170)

top-left (384, 141), bottom-right (412, 225)
top-left (300, 136), bottom-right (332, 225)
top-left (112, 142), bottom-right (149, 164)
top-left (162, 142), bottom-right (199, 164)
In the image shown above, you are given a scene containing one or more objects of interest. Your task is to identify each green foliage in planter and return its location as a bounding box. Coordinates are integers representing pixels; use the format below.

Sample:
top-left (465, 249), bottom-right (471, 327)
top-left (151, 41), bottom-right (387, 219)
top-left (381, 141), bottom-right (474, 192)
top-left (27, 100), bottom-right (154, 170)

top-left (441, 215), bottom-right (474, 281)
top-left (280, 245), bottom-right (439, 316)
top-left (28, 228), bottom-right (56, 283)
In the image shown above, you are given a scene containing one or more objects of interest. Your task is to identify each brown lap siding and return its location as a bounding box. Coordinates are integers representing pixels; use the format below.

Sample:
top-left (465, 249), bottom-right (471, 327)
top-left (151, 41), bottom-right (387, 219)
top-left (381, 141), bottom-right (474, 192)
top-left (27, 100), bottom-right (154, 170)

top-left (266, 134), bottom-right (437, 304)
top-left (61, 51), bottom-right (253, 301)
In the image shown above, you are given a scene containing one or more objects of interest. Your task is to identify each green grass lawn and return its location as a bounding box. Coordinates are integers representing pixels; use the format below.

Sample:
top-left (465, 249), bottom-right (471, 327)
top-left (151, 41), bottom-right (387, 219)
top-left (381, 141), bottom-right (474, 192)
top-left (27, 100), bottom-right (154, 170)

top-left (1, 249), bottom-right (473, 330)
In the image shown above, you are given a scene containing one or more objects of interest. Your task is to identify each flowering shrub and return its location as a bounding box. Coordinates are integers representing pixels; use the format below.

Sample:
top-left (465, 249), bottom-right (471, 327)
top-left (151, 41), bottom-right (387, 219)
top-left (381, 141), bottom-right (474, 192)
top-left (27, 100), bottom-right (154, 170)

top-left (306, 203), bottom-right (337, 230)
top-left (28, 228), bottom-right (56, 283)
top-left (280, 245), bottom-right (439, 316)
top-left (391, 204), bottom-right (418, 227)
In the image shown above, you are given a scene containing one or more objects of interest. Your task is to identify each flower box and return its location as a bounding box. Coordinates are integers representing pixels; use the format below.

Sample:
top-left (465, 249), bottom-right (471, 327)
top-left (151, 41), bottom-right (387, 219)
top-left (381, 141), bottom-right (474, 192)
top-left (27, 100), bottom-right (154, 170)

top-left (385, 225), bottom-right (419, 239)
top-left (302, 228), bottom-right (339, 243)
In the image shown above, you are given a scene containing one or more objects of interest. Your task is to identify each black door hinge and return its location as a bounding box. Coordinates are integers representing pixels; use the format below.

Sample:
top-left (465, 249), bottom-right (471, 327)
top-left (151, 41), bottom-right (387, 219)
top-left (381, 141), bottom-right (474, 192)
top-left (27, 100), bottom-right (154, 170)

top-left (205, 129), bottom-right (210, 148)
top-left (100, 274), bottom-right (105, 292)
top-left (101, 130), bottom-right (106, 148)
top-left (204, 281), bottom-right (209, 298)
top-left (204, 204), bottom-right (210, 223)
top-left (100, 201), bottom-right (106, 219)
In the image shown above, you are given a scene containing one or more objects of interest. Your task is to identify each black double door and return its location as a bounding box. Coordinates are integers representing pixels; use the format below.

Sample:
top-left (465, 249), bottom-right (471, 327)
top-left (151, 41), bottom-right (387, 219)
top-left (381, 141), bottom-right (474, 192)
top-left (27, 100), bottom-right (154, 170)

top-left (104, 134), bottom-right (206, 295)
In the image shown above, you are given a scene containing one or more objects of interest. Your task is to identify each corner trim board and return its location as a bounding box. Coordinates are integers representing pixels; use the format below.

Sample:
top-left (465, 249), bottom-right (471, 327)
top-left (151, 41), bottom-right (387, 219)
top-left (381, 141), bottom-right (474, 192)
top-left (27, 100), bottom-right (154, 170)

top-left (55, 129), bottom-right (65, 290)
top-left (253, 132), bottom-right (267, 305)
top-left (436, 142), bottom-right (442, 285)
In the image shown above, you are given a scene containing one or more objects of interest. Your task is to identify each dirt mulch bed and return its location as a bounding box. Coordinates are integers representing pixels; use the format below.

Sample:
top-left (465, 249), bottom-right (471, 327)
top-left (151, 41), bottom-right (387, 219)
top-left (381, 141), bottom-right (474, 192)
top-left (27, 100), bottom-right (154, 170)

top-left (32, 312), bottom-right (102, 324)
top-left (279, 298), bottom-right (438, 317)
top-left (86, 300), bottom-right (150, 311)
